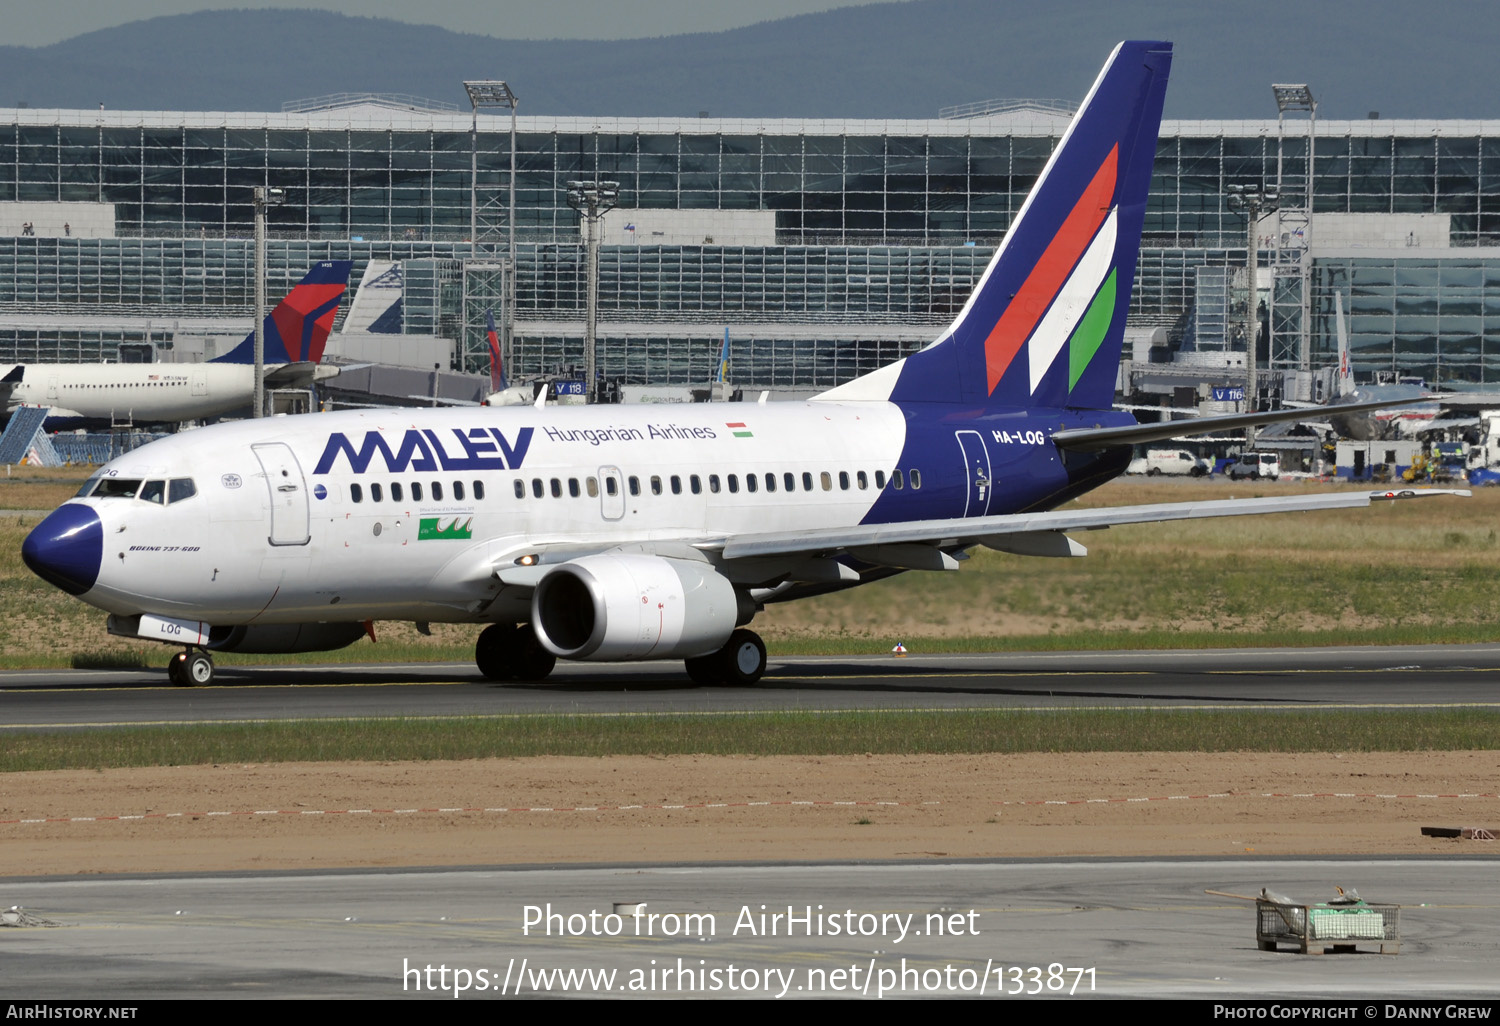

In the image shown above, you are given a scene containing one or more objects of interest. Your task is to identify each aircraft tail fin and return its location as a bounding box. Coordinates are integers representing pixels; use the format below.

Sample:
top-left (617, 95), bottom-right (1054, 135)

top-left (817, 41), bottom-right (1171, 412)
top-left (1335, 290), bottom-right (1354, 397)
top-left (486, 308), bottom-right (507, 392)
top-left (211, 260), bottom-right (353, 365)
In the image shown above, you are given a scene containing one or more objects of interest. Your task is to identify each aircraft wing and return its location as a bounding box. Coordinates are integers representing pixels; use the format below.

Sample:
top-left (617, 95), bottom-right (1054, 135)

top-left (486, 488), bottom-right (1468, 588)
top-left (708, 489), bottom-right (1468, 564)
top-left (1053, 395), bottom-right (1436, 452)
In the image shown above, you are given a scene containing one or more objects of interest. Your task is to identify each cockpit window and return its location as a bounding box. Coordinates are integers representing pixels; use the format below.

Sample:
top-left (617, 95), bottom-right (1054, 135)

top-left (92, 478), bottom-right (142, 499)
top-left (74, 474), bottom-right (105, 498)
top-left (168, 479), bottom-right (197, 504)
top-left (139, 480), bottom-right (166, 504)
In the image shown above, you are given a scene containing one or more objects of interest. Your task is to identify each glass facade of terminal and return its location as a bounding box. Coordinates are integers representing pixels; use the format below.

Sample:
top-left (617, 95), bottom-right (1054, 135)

top-left (4, 107), bottom-right (1500, 388)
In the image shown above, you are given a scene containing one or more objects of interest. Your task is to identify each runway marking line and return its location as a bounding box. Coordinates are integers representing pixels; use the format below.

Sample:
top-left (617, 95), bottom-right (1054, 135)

top-left (6, 791), bottom-right (1497, 827)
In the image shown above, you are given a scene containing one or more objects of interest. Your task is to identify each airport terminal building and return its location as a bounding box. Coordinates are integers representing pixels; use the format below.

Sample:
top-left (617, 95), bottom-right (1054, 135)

top-left (3, 94), bottom-right (1500, 399)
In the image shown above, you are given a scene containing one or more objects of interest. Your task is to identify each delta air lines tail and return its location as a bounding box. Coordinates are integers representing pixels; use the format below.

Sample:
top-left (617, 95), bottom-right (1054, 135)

top-left (486, 309), bottom-right (507, 392)
top-left (208, 260), bottom-right (353, 367)
top-left (21, 44), bottom-right (1465, 690)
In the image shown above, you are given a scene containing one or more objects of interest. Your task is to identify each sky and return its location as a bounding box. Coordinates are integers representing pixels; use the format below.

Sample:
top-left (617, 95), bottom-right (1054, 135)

top-left (5, 0), bottom-right (889, 46)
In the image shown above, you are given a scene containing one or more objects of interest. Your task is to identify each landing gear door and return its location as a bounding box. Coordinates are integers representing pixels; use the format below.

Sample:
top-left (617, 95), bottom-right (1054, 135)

top-left (955, 430), bottom-right (993, 517)
top-left (599, 465), bottom-right (626, 521)
top-left (252, 442), bottom-right (310, 546)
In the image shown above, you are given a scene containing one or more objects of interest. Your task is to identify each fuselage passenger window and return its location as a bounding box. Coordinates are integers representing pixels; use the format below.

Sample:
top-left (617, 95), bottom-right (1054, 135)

top-left (351, 483), bottom-right (364, 503)
top-left (893, 470), bottom-right (905, 490)
top-left (670, 475), bottom-right (682, 495)
top-left (802, 472), bottom-right (813, 491)
top-left (474, 481), bottom-right (485, 500)
top-left (432, 482), bottom-right (444, 501)
top-left (412, 482), bottom-right (423, 501)
top-left (820, 472), bottom-right (832, 491)
top-left (708, 474), bottom-right (721, 493)
top-left (875, 470), bottom-right (886, 489)
top-left (586, 477), bottom-right (598, 498)
top-left (629, 476), bottom-right (641, 496)
top-left (910, 469), bottom-right (922, 489)
top-left (746, 474), bottom-right (757, 493)
top-left (391, 482), bottom-right (403, 502)
top-left (690, 474), bottom-right (702, 494)
top-left (371, 483), bottom-right (383, 502)
top-left (568, 478), bottom-right (580, 498)
top-left (838, 471), bottom-right (849, 490)
top-left (551, 478), bottom-right (562, 498)
top-left (650, 475), bottom-right (663, 495)
top-left (532, 478), bottom-right (544, 498)
top-left (454, 481), bottom-right (465, 501)
top-left (765, 473), bottom-right (776, 493)
top-left (514, 480), bottom-right (525, 499)
top-left (856, 471), bottom-right (867, 489)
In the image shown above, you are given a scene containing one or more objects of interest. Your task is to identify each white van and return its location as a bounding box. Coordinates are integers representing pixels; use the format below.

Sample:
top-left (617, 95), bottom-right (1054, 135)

top-left (1228, 451), bottom-right (1280, 480)
top-left (1127, 449), bottom-right (1211, 477)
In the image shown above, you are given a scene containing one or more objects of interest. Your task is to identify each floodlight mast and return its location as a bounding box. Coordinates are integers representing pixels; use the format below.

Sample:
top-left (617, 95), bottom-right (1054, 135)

top-left (1227, 183), bottom-right (1280, 446)
top-left (465, 80), bottom-right (519, 376)
top-left (251, 185), bottom-right (284, 418)
top-left (566, 181), bottom-right (620, 403)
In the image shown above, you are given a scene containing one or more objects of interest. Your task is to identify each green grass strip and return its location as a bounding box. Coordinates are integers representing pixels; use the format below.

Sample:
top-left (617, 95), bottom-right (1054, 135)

top-left (5, 708), bottom-right (1498, 772)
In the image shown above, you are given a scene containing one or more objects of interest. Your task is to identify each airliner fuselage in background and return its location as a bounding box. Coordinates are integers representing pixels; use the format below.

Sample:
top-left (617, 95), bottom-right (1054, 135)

top-left (20, 44), bottom-right (1463, 687)
top-left (0, 261), bottom-right (351, 431)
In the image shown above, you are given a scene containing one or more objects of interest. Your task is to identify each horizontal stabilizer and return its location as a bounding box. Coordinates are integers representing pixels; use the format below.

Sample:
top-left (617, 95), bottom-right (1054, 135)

top-left (1051, 394), bottom-right (1440, 452)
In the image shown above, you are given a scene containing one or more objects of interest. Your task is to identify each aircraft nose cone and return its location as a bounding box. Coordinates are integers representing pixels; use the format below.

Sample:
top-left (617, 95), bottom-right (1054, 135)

top-left (22, 504), bottom-right (103, 596)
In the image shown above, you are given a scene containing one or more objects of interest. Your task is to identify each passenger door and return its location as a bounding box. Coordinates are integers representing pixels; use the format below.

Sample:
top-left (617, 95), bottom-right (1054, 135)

top-left (252, 442), bottom-right (310, 546)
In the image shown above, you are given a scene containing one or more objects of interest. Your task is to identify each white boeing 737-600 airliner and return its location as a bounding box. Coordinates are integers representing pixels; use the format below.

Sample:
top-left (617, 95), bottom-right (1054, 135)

top-left (22, 42), bottom-right (1459, 686)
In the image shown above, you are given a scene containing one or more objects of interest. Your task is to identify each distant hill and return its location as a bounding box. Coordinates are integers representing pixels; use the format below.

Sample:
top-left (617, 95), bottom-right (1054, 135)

top-left (1, 0), bottom-right (1497, 120)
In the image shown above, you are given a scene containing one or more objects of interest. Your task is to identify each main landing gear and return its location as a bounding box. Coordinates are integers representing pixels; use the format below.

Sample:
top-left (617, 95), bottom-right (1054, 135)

top-left (684, 628), bottom-right (767, 686)
top-left (475, 623), bottom-right (557, 682)
top-left (167, 648), bottom-right (214, 687)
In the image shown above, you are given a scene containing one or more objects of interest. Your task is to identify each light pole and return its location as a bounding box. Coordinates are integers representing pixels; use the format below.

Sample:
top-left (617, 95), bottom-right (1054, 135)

top-left (251, 185), bottom-right (284, 418)
top-left (1227, 183), bottom-right (1279, 446)
top-left (565, 180), bottom-right (619, 402)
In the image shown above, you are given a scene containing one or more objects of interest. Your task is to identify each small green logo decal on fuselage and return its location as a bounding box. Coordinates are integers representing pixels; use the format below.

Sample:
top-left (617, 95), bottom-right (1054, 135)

top-left (418, 516), bottom-right (472, 540)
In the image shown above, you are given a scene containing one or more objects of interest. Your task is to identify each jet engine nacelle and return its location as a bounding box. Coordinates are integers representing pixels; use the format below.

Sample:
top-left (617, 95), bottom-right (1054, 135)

top-left (205, 622), bottom-right (367, 654)
top-left (531, 554), bottom-right (740, 661)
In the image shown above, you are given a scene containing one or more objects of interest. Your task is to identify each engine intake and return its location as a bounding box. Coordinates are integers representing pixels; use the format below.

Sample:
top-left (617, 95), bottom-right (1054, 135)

top-left (531, 554), bottom-right (739, 661)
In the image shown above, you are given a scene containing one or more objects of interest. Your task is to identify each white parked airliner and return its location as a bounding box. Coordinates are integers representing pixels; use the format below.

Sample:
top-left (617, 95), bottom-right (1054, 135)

top-left (21, 43), bottom-right (1461, 687)
top-left (1, 262), bottom-right (351, 431)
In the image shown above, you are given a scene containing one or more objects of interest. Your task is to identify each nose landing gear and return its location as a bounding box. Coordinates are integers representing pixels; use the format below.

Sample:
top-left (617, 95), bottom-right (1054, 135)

top-left (167, 649), bottom-right (214, 687)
